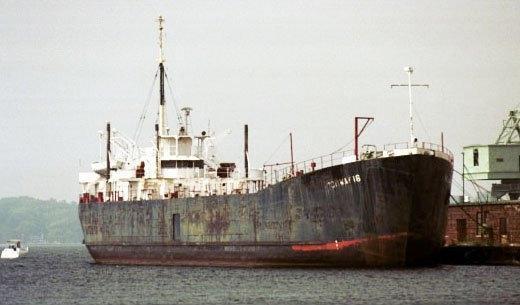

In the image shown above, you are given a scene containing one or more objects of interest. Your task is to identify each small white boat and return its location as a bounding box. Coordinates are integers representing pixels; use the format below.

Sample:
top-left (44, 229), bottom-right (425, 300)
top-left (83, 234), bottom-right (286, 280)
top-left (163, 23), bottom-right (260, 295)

top-left (1, 240), bottom-right (29, 259)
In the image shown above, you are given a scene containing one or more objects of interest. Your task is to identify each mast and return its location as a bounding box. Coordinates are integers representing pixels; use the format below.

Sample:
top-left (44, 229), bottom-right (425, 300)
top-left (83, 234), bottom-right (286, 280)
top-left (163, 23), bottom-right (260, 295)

top-left (155, 123), bottom-right (160, 178)
top-left (390, 66), bottom-right (429, 147)
top-left (156, 16), bottom-right (166, 178)
top-left (406, 66), bottom-right (414, 146)
top-left (180, 107), bottom-right (192, 135)
top-left (244, 125), bottom-right (249, 178)
top-left (157, 16), bottom-right (167, 136)
top-left (290, 132), bottom-right (294, 175)
top-left (106, 122), bottom-right (111, 200)
top-left (354, 117), bottom-right (374, 160)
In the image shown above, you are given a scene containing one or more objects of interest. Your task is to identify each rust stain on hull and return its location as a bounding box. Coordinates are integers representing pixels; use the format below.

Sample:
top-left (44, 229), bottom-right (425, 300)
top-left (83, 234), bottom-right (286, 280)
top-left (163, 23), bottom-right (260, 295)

top-left (80, 155), bottom-right (453, 267)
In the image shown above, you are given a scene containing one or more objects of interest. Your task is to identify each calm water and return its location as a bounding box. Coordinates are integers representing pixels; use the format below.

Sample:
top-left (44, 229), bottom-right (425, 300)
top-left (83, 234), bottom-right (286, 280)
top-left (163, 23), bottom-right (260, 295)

top-left (0, 245), bottom-right (519, 305)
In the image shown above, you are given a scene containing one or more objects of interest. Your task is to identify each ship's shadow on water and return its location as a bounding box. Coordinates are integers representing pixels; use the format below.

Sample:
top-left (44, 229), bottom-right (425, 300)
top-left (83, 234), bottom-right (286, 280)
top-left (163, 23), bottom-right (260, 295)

top-left (1, 245), bottom-right (519, 305)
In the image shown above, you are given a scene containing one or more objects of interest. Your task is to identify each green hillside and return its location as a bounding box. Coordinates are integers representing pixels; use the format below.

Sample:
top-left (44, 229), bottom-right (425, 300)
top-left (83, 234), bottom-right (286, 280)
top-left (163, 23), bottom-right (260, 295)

top-left (0, 197), bottom-right (82, 244)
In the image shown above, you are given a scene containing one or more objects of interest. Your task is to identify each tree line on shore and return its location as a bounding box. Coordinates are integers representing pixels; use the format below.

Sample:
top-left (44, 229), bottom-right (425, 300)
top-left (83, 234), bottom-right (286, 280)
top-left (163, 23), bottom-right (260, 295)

top-left (0, 196), bottom-right (82, 244)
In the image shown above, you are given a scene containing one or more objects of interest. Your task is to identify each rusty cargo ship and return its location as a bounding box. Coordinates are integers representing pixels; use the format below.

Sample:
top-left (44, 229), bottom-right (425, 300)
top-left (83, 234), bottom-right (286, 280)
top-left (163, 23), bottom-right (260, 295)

top-left (78, 16), bottom-right (454, 267)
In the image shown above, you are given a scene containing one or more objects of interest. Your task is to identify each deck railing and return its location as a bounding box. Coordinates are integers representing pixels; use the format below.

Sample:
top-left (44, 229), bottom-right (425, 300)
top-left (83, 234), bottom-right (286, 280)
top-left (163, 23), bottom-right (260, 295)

top-left (264, 150), bottom-right (355, 185)
top-left (382, 141), bottom-right (453, 158)
top-left (264, 142), bottom-right (453, 185)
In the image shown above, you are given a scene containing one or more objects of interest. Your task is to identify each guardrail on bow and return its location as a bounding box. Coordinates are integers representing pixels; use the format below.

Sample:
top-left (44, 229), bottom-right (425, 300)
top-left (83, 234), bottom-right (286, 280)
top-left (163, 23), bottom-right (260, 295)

top-left (263, 142), bottom-right (453, 185)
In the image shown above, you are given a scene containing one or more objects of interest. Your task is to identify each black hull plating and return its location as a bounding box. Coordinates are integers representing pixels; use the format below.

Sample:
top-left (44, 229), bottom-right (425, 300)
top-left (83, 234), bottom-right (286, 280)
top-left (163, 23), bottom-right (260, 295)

top-left (79, 155), bottom-right (453, 267)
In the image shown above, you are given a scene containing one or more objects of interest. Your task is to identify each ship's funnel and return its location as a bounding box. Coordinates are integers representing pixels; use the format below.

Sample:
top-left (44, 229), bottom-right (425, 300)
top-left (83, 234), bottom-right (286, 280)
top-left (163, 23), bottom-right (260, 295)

top-left (244, 124), bottom-right (249, 178)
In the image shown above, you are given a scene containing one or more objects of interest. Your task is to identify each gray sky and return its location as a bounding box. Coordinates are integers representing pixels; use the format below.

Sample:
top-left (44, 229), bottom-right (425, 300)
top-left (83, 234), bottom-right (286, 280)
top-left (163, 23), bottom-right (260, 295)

top-left (1, 0), bottom-right (518, 201)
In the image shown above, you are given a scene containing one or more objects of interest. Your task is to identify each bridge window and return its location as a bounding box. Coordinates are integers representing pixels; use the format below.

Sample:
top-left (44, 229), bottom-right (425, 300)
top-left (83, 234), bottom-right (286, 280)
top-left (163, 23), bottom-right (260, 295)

top-left (161, 160), bottom-right (176, 168)
top-left (161, 160), bottom-right (204, 169)
top-left (473, 149), bottom-right (479, 166)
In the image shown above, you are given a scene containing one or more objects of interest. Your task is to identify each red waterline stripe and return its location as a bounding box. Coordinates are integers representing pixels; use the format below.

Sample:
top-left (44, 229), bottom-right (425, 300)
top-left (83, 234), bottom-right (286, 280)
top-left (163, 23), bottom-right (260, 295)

top-left (291, 233), bottom-right (408, 252)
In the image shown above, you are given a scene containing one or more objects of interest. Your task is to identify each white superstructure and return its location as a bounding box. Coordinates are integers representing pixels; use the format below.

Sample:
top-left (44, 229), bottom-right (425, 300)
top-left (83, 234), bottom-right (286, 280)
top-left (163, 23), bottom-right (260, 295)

top-left (79, 110), bottom-right (264, 202)
top-left (79, 17), bottom-right (263, 203)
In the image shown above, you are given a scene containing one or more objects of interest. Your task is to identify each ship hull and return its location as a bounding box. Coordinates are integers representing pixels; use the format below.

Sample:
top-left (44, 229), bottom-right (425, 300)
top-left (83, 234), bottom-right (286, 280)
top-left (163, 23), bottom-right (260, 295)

top-left (79, 154), bottom-right (452, 267)
top-left (86, 237), bottom-right (409, 267)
